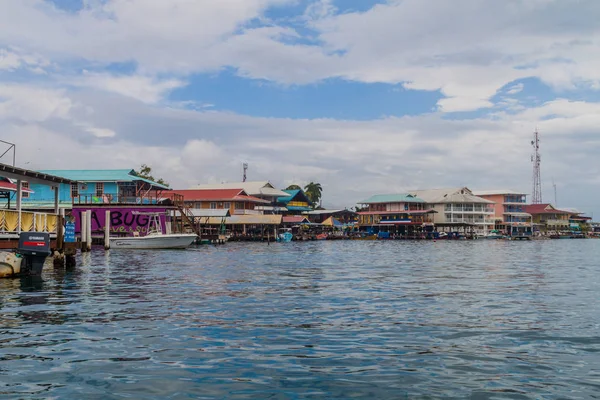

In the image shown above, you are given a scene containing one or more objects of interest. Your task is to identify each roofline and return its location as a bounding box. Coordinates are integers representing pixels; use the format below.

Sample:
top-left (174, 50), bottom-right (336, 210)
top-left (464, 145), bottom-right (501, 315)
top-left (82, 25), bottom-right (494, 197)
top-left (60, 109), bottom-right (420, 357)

top-left (0, 163), bottom-right (76, 186)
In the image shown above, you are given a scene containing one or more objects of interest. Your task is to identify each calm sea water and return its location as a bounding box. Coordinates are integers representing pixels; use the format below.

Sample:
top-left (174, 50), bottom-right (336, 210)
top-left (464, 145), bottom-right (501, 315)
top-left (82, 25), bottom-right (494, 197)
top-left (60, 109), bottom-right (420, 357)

top-left (1, 240), bottom-right (600, 399)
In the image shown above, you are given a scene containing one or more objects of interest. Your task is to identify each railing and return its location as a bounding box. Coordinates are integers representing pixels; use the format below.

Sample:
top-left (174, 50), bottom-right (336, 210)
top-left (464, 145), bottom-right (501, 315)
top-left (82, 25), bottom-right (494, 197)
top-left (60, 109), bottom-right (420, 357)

top-left (72, 192), bottom-right (169, 205)
top-left (0, 210), bottom-right (58, 234)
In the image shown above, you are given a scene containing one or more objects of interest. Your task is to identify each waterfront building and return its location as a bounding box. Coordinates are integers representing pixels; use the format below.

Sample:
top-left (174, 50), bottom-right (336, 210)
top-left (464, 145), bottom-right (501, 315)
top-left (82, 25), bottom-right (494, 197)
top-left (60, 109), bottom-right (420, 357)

top-left (473, 190), bottom-right (532, 236)
top-left (195, 181), bottom-right (288, 211)
top-left (408, 188), bottom-right (495, 234)
top-left (0, 163), bottom-right (74, 243)
top-left (23, 169), bottom-right (170, 209)
top-left (561, 208), bottom-right (593, 232)
top-left (357, 194), bottom-right (436, 235)
top-left (304, 209), bottom-right (358, 224)
top-left (523, 203), bottom-right (570, 232)
top-left (169, 189), bottom-right (270, 215)
top-left (282, 216), bottom-right (310, 227)
top-left (276, 189), bottom-right (313, 214)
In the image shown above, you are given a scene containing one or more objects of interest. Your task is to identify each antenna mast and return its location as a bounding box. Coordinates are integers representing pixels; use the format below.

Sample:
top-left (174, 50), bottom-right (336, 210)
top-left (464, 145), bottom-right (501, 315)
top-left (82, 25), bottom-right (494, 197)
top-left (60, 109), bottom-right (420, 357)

top-left (552, 178), bottom-right (557, 206)
top-left (242, 163), bottom-right (248, 182)
top-left (531, 129), bottom-right (542, 204)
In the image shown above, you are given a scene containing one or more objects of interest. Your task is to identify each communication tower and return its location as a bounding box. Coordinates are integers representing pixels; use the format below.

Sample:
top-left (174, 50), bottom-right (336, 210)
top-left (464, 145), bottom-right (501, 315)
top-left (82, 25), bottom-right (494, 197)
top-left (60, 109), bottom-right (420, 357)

top-left (243, 163), bottom-right (248, 182)
top-left (531, 129), bottom-right (542, 204)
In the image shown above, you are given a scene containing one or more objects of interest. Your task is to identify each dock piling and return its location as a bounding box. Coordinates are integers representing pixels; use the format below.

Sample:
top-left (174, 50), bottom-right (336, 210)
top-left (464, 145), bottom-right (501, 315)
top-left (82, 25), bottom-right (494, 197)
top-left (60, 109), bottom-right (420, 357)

top-left (86, 210), bottom-right (92, 252)
top-left (104, 210), bottom-right (111, 250)
top-left (81, 211), bottom-right (87, 252)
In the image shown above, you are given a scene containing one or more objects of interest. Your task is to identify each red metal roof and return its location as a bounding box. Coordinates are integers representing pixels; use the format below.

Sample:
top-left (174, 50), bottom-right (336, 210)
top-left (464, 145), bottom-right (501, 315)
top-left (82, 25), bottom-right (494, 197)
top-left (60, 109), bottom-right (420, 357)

top-left (358, 209), bottom-right (437, 215)
top-left (0, 179), bottom-right (34, 193)
top-left (283, 216), bottom-right (309, 224)
top-left (170, 189), bottom-right (270, 204)
top-left (524, 204), bottom-right (570, 215)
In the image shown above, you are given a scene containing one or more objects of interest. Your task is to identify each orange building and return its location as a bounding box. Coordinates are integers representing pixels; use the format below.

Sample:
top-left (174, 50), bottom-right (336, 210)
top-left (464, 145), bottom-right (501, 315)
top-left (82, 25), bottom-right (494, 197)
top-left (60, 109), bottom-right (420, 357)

top-left (473, 190), bottom-right (532, 236)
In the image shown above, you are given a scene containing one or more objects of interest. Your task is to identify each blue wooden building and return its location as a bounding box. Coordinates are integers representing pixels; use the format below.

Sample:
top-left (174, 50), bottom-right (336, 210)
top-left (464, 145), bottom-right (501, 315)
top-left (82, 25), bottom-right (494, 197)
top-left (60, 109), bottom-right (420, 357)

top-left (22, 169), bottom-right (169, 208)
top-left (276, 189), bottom-right (313, 214)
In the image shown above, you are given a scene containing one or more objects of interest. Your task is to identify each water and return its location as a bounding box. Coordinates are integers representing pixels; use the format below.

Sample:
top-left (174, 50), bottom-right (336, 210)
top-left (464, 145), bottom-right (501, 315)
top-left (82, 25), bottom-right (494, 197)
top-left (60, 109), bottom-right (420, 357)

top-left (1, 240), bottom-right (600, 399)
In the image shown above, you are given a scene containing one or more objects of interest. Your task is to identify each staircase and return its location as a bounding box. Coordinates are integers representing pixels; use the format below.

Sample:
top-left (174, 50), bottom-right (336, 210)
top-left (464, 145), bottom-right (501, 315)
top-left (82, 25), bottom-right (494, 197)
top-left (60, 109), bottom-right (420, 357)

top-left (171, 194), bottom-right (200, 237)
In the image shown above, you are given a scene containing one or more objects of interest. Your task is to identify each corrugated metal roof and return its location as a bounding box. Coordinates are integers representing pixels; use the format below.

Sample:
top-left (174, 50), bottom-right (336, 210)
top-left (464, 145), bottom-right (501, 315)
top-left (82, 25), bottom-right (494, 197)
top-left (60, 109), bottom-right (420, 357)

top-left (0, 163), bottom-right (75, 186)
top-left (170, 189), bottom-right (269, 204)
top-left (283, 216), bottom-right (310, 224)
top-left (38, 169), bottom-right (169, 189)
top-left (360, 194), bottom-right (426, 204)
top-left (195, 181), bottom-right (288, 197)
top-left (409, 188), bottom-right (494, 204)
top-left (524, 204), bottom-right (571, 214)
top-left (473, 189), bottom-right (528, 196)
top-left (0, 178), bottom-right (34, 193)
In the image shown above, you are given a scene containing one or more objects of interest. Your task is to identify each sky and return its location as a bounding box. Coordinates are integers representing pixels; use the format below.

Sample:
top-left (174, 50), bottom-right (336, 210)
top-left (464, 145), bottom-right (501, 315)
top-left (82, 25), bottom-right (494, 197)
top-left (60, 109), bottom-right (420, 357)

top-left (0, 0), bottom-right (599, 216)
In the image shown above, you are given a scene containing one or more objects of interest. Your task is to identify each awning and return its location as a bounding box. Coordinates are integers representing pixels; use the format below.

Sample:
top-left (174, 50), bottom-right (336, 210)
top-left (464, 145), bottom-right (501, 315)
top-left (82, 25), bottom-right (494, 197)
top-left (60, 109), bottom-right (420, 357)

top-left (190, 209), bottom-right (230, 218)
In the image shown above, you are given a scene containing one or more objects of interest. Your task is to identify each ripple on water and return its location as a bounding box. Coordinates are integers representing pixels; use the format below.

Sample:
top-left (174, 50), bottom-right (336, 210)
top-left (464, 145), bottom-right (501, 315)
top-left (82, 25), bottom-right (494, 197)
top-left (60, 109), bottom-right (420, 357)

top-left (1, 240), bottom-right (600, 398)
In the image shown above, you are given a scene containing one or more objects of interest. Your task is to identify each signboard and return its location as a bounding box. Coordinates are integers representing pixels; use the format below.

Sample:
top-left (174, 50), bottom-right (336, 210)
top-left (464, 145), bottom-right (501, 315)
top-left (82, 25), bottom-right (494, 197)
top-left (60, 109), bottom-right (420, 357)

top-left (65, 222), bottom-right (76, 243)
top-left (73, 207), bottom-right (168, 236)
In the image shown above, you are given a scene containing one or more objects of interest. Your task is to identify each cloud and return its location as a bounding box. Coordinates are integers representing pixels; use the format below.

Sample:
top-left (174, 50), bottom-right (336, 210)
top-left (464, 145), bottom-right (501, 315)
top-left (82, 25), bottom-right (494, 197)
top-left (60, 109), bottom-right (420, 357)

top-left (2, 1), bottom-right (600, 111)
top-left (506, 83), bottom-right (524, 95)
top-left (2, 81), bottom-right (599, 214)
top-left (0, 83), bottom-right (72, 122)
top-left (1, 0), bottom-right (600, 217)
top-left (72, 72), bottom-right (186, 104)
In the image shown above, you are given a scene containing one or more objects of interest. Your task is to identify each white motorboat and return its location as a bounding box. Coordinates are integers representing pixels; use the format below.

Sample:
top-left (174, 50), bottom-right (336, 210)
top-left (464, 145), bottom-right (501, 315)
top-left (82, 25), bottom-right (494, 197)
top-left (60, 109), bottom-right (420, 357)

top-left (110, 212), bottom-right (197, 250)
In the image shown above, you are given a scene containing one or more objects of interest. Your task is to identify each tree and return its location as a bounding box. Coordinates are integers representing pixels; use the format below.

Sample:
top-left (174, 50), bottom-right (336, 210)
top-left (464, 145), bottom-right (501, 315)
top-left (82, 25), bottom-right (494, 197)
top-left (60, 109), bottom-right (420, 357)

top-left (136, 164), bottom-right (170, 187)
top-left (285, 184), bottom-right (302, 191)
top-left (304, 182), bottom-right (323, 207)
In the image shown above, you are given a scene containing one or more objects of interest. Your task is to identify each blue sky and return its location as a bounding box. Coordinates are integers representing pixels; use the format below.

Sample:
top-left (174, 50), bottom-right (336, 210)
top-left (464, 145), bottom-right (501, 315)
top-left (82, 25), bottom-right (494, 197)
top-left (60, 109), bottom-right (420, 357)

top-left (1, 0), bottom-right (600, 216)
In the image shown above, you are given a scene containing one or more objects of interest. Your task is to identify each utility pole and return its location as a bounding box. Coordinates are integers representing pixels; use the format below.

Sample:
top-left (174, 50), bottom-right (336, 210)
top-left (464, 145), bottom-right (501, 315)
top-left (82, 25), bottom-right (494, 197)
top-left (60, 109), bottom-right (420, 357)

top-left (531, 129), bottom-right (542, 204)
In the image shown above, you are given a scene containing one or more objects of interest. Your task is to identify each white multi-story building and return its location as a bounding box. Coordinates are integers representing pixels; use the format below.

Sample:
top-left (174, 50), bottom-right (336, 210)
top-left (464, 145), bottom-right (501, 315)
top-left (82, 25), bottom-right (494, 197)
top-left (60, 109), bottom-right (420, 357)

top-left (408, 187), bottom-right (496, 234)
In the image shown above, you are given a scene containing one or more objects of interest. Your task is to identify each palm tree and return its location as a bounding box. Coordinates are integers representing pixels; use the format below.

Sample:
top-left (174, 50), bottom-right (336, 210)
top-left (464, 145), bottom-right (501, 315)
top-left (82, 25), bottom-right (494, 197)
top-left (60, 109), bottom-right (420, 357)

top-left (285, 184), bottom-right (302, 191)
top-left (304, 182), bottom-right (323, 207)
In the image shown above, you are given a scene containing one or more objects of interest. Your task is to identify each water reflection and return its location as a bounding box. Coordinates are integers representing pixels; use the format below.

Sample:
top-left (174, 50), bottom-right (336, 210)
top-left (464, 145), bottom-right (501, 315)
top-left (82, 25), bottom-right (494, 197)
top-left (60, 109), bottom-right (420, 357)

top-left (0, 240), bottom-right (599, 398)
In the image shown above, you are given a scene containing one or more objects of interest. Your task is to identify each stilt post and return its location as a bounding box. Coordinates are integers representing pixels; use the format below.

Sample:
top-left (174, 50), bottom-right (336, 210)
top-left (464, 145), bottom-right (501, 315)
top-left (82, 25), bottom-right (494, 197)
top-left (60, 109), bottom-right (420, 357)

top-left (86, 210), bottom-right (92, 251)
top-left (104, 210), bottom-right (111, 250)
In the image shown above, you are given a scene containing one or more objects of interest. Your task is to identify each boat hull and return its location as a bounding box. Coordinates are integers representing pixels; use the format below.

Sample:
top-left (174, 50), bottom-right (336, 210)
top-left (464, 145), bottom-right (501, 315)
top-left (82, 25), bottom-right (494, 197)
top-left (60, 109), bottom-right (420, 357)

top-left (110, 234), bottom-right (197, 249)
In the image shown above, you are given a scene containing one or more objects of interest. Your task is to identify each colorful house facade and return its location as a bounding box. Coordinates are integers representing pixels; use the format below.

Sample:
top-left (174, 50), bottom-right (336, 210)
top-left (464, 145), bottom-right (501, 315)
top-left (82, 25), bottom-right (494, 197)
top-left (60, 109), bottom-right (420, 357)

top-left (473, 190), bottom-right (532, 236)
top-left (23, 169), bottom-right (170, 208)
top-left (357, 194), bottom-right (436, 232)
top-left (523, 203), bottom-right (570, 232)
top-left (169, 189), bottom-right (270, 215)
top-left (276, 189), bottom-right (313, 214)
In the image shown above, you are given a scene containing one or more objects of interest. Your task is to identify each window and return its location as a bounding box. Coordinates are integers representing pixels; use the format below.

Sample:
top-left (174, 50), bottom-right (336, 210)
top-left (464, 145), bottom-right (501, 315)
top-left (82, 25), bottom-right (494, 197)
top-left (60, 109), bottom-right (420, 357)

top-left (223, 202), bottom-right (231, 209)
top-left (96, 182), bottom-right (104, 197)
top-left (210, 202), bottom-right (217, 209)
top-left (235, 202), bottom-right (244, 209)
top-left (71, 183), bottom-right (79, 198)
top-left (21, 182), bottom-right (30, 198)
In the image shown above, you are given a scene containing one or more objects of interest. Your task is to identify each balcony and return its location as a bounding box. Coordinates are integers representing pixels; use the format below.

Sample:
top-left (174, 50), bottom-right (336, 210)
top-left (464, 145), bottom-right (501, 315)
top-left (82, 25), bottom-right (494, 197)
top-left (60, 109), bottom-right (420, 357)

top-left (72, 192), bottom-right (168, 205)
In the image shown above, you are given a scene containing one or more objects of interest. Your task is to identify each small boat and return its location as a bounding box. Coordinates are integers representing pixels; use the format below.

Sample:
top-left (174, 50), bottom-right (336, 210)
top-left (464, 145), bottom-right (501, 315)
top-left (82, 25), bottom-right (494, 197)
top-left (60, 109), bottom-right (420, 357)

top-left (0, 252), bottom-right (23, 279)
top-left (110, 212), bottom-right (197, 250)
top-left (481, 230), bottom-right (504, 239)
top-left (277, 228), bottom-right (293, 243)
top-left (351, 233), bottom-right (378, 240)
top-left (316, 233), bottom-right (328, 240)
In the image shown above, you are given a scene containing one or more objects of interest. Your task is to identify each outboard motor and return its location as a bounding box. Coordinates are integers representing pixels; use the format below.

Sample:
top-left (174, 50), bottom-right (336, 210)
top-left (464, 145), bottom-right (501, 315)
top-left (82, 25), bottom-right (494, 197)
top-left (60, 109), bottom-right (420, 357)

top-left (17, 232), bottom-right (51, 276)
